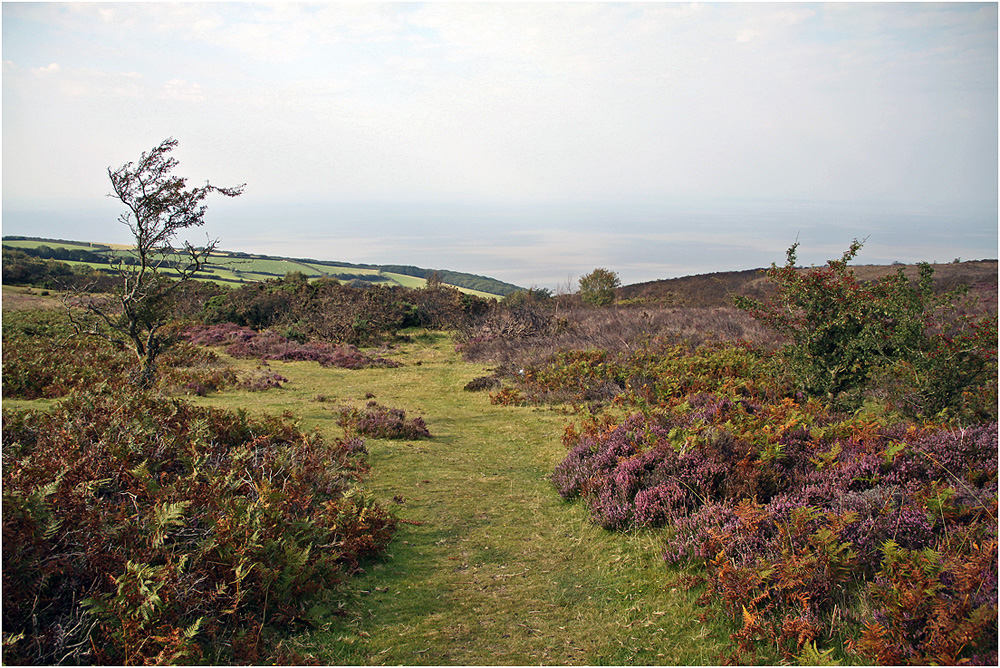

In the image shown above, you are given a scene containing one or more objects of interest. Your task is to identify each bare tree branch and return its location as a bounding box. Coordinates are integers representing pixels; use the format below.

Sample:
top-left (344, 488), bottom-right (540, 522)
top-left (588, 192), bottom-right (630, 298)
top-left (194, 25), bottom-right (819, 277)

top-left (64, 138), bottom-right (244, 388)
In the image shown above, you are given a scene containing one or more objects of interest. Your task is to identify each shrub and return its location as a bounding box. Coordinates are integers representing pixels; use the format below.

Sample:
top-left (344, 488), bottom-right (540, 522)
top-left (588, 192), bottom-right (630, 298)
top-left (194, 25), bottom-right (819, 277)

top-left (735, 240), bottom-right (997, 416)
top-left (2, 310), bottom-right (242, 400)
top-left (547, 335), bottom-right (996, 663)
top-left (578, 268), bottom-right (621, 307)
top-left (2, 392), bottom-right (396, 664)
top-left (464, 375), bottom-right (501, 392)
top-left (238, 368), bottom-right (290, 392)
top-left (335, 401), bottom-right (431, 440)
top-left (181, 323), bottom-right (402, 370)
top-left (855, 540), bottom-right (998, 665)
top-left (556, 409), bottom-right (997, 663)
top-left (457, 305), bottom-right (781, 367)
top-left (199, 274), bottom-right (490, 346)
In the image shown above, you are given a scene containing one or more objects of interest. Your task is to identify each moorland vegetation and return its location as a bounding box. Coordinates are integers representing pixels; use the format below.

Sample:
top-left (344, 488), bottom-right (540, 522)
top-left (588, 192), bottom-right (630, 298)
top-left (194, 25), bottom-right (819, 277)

top-left (4, 236), bottom-right (996, 663)
top-left (4, 138), bottom-right (997, 666)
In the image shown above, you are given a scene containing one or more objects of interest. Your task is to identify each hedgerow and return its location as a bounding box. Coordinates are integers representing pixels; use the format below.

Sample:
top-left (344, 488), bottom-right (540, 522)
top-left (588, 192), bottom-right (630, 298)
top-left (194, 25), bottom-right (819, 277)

top-left (2, 391), bottom-right (396, 665)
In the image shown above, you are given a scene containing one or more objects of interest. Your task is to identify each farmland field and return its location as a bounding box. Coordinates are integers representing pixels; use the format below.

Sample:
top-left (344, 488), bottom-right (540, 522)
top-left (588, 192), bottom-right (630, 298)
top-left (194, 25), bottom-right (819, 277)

top-left (2, 236), bottom-right (521, 297)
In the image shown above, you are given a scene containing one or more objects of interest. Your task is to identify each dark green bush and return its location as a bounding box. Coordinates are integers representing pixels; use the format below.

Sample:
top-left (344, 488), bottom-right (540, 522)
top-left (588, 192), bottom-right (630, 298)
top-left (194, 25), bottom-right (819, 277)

top-left (578, 268), bottom-right (621, 307)
top-left (735, 241), bottom-right (997, 417)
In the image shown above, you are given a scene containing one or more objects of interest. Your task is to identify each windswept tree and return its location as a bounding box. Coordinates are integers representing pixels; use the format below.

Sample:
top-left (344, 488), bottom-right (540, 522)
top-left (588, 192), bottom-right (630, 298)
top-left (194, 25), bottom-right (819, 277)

top-left (578, 267), bottom-right (621, 307)
top-left (67, 138), bottom-right (244, 387)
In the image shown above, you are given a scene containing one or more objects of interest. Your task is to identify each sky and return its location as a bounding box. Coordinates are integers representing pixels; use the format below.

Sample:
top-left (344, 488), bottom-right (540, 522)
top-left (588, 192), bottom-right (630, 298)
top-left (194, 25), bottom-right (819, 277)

top-left (2, 1), bottom-right (997, 290)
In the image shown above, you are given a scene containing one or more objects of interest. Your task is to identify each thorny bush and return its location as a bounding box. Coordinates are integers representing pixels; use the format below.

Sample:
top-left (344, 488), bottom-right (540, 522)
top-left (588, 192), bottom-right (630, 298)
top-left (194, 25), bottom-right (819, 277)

top-left (2, 392), bottom-right (396, 665)
top-left (735, 240), bottom-right (997, 418)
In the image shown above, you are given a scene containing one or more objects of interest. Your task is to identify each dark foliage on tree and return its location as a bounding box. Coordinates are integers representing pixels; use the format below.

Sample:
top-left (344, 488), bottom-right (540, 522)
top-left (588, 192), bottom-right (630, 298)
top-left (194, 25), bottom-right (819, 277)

top-left (579, 268), bottom-right (621, 307)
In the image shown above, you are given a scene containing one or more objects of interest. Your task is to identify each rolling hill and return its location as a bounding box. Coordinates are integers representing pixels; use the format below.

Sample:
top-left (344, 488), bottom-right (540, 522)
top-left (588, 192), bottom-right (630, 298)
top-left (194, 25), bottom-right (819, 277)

top-left (619, 259), bottom-right (998, 308)
top-left (2, 236), bottom-right (523, 298)
top-left (5, 236), bottom-right (996, 306)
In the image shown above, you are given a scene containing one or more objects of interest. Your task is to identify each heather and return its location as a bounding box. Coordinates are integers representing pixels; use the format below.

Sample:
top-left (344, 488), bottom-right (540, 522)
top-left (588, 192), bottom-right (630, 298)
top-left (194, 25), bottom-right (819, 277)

top-left (335, 400), bottom-right (432, 440)
top-left (2, 391), bottom-right (396, 664)
top-left (3, 246), bottom-right (997, 664)
top-left (457, 303), bottom-right (783, 368)
top-left (466, 248), bottom-right (998, 663)
top-left (550, 395), bottom-right (996, 663)
top-left (181, 322), bottom-right (402, 369)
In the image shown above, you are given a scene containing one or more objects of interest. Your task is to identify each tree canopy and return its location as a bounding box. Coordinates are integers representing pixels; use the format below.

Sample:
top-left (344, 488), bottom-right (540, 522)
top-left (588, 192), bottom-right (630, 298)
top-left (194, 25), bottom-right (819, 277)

top-left (578, 268), bottom-right (621, 307)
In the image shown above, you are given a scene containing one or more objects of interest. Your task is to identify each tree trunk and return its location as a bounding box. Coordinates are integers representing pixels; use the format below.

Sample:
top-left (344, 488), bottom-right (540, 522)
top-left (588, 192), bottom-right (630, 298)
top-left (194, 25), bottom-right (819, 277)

top-left (136, 356), bottom-right (157, 390)
top-left (133, 327), bottom-right (161, 390)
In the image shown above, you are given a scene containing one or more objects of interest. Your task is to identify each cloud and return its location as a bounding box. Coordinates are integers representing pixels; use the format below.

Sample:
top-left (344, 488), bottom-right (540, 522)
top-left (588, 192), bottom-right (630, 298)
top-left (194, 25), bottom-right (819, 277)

top-left (160, 78), bottom-right (204, 101)
top-left (2, 0), bottom-right (995, 260)
top-left (30, 62), bottom-right (60, 75)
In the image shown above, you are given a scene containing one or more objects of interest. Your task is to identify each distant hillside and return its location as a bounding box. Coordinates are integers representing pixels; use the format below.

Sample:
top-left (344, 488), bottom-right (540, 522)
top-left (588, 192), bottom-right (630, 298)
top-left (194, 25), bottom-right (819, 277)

top-left (2, 236), bottom-right (523, 298)
top-left (619, 259), bottom-right (998, 308)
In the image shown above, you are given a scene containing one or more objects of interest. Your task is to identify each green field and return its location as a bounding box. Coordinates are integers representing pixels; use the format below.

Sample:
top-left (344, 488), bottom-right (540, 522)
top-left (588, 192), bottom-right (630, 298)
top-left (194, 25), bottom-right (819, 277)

top-left (3, 236), bottom-right (520, 298)
top-left (2, 239), bottom-right (115, 251)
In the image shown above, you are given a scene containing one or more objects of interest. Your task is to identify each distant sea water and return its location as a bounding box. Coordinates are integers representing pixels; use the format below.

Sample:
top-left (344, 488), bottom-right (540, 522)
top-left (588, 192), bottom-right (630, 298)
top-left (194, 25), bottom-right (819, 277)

top-left (4, 197), bottom-right (996, 290)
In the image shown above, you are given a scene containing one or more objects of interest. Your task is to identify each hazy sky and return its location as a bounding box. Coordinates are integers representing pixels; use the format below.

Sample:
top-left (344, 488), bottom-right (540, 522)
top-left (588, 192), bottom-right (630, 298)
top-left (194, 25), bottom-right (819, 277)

top-left (3, 2), bottom-right (997, 288)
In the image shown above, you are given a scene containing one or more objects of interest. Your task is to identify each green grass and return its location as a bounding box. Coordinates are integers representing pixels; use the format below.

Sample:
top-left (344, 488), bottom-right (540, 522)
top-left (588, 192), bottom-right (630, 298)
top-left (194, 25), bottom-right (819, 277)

top-left (380, 272), bottom-right (428, 289)
top-left (297, 261), bottom-right (383, 277)
top-left (2, 239), bottom-right (111, 251)
top-left (188, 331), bottom-right (731, 665)
top-left (4, 238), bottom-right (509, 297)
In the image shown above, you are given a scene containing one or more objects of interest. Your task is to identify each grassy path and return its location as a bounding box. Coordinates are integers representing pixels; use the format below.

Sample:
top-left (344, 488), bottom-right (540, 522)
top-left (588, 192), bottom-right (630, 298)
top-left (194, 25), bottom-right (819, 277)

top-left (197, 333), bottom-right (727, 665)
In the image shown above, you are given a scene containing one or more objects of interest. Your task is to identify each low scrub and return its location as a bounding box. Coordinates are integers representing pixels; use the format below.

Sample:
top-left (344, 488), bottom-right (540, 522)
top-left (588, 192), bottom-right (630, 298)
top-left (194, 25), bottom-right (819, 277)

top-left (200, 274), bottom-right (490, 346)
top-left (335, 400), bottom-right (432, 440)
top-left (182, 322), bottom-right (401, 370)
top-left (483, 287), bottom-right (995, 663)
top-left (2, 391), bottom-right (396, 665)
top-left (2, 310), bottom-right (241, 400)
top-left (458, 305), bottom-right (782, 368)
top-left (543, 341), bottom-right (997, 663)
top-left (494, 338), bottom-right (787, 411)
